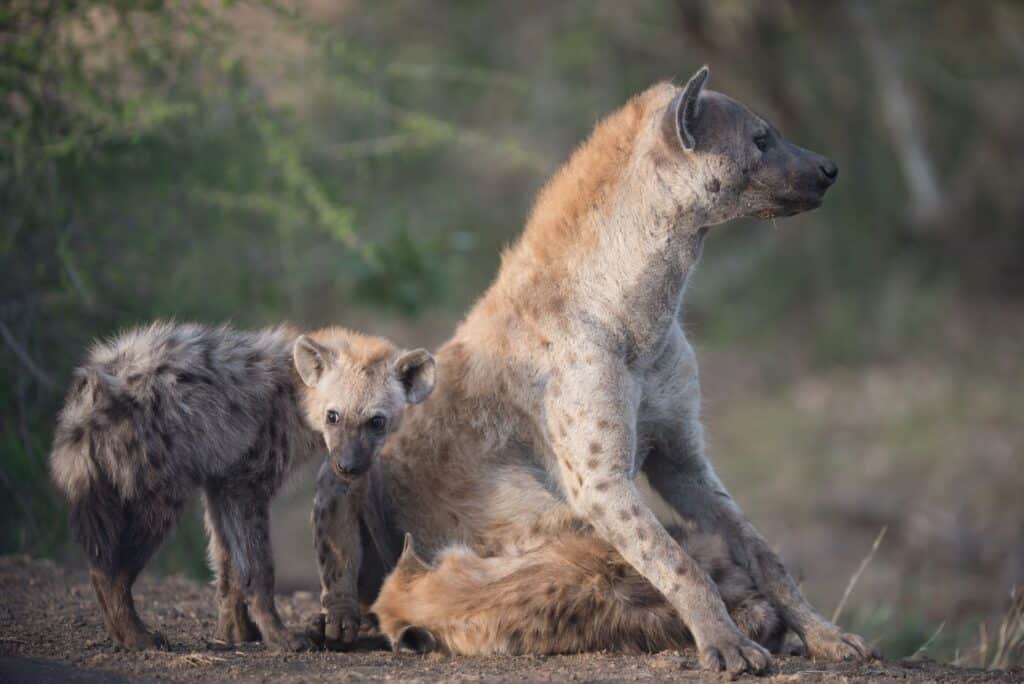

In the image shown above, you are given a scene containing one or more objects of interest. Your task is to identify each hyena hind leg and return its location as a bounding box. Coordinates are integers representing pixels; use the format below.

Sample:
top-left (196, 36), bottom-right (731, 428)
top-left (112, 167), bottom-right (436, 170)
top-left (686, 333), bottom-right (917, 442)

top-left (204, 489), bottom-right (312, 653)
top-left (203, 489), bottom-right (261, 644)
top-left (83, 495), bottom-right (183, 650)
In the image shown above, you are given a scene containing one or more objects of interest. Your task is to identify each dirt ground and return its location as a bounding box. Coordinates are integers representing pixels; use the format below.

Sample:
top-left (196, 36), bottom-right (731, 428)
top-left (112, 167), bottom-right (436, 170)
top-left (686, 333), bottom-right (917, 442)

top-left (1, 556), bottom-right (1018, 683)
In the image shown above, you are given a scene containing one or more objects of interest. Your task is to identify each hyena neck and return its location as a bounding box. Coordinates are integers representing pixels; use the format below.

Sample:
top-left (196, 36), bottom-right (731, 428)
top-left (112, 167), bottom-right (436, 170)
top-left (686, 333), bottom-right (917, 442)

top-left (487, 92), bottom-right (711, 361)
top-left (518, 151), bottom-right (708, 360)
top-left (584, 170), bottom-right (708, 357)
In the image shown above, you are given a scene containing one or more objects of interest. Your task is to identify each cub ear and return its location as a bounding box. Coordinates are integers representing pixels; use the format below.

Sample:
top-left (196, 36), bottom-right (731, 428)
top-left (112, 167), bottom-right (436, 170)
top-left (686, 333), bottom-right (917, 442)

top-left (396, 532), bottom-right (430, 577)
top-left (393, 348), bottom-right (436, 405)
top-left (668, 65), bottom-right (709, 152)
top-left (293, 335), bottom-right (336, 387)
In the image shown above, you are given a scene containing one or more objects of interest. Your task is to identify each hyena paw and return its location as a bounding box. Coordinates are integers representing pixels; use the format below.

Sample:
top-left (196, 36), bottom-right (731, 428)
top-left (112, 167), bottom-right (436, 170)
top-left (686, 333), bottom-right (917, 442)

top-left (730, 595), bottom-right (786, 653)
top-left (697, 629), bottom-right (771, 675)
top-left (118, 628), bottom-right (169, 651)
top-left (323, 608), bottom-right (361, 651)
top-left (216, 609), bottom-right (261, 644)
top-left (804, 623), bottom-right (880, 661)
top-left (264, 629), bottom-right (314, 653)
top-left (306, 613), bottom-right (327, 650)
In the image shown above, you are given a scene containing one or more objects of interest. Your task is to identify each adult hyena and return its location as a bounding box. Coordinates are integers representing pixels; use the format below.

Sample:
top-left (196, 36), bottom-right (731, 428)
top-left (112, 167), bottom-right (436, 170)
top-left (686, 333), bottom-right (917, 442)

top-left (315, 67), bottom-right (877, 674)
top-left (50, 322), bottom-right (435, 651)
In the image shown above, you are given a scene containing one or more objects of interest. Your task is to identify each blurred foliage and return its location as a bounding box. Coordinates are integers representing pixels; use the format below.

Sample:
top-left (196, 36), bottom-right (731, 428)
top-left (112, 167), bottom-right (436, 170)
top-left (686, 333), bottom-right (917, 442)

top-left (1, 0), bottom-right (1022, 661)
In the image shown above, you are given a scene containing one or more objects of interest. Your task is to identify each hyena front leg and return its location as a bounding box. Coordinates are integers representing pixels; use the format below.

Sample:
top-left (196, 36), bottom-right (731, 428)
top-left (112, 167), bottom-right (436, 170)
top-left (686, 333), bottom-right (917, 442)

top-left (203, 489), bottom-right (260, 644)
top-left (548, 369), bottom-right (769, 675)
top-left (204, 487), bottom-right (311, 652)
top-left (646, 461), bottom-right (880, 662)
top-left (309, 461), bottom-right (365, 651)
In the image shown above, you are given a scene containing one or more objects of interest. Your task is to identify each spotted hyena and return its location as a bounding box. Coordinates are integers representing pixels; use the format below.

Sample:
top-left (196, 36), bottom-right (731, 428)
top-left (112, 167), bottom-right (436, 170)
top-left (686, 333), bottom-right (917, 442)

top-left (314, 66), bottom-right (877, 675)
top-left (49, 322), bottom-right (435, 651)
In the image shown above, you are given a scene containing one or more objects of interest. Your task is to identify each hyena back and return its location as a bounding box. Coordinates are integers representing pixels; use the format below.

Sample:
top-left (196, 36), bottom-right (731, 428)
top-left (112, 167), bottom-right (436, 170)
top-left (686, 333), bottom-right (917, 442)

top-left (50, 321), bottom-right (435, 651)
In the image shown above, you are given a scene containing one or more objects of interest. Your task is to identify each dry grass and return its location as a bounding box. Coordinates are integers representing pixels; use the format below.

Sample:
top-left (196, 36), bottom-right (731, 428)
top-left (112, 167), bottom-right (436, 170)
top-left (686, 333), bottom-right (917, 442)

top-left (958, 587), bottom-right (1024, 670)
top-left (832, 526), bottom-right (887, 624)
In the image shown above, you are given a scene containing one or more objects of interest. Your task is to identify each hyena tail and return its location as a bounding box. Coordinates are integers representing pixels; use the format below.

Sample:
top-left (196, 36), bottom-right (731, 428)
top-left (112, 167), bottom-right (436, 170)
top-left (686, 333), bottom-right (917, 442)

top-left (371, 531), bottom-right (785, 656)
top-left (67, 471), bottom-right (125, 575)
top-left (50, 366), bottom-right (127, 574)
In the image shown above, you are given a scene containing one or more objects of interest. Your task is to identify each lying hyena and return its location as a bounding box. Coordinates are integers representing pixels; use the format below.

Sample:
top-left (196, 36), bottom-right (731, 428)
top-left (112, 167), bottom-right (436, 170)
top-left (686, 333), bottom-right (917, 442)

top-left (372, 529), bottom-right (785, 656)
top-left (49, 322), bottom-right (435, 651)
top-left (314, 66), bottom-right (878, 674)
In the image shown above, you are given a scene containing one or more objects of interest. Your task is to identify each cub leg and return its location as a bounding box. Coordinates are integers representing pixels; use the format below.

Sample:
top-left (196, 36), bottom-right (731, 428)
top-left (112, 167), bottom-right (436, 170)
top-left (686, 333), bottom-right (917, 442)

top-left (309, 461), bottom-right (366, 650)
top-left (88, 497), bottom-right (181, 650)
top-left (204, 487), bottom-right (311, 652)
top-left (203, 489), bottom-right (260, 643)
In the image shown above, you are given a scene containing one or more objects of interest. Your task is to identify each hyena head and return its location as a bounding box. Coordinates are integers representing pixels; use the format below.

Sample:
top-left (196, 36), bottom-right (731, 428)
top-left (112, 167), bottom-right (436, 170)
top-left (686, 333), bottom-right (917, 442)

top-left (293, 328), bottom-right (436, 479)
top-left (371, 533), bottom-right (440, 654)
top-left (646, 66), bottom-right (838, 226)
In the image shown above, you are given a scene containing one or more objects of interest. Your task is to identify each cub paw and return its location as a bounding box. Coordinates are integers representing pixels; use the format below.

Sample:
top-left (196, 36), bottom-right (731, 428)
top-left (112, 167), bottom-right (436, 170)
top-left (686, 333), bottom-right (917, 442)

top-left (216, 608), bottom-right (261, 644)
top-left (265, 629), bottom-right (314, 653)
top-left (118, 628), bottom-right (169, 651)
top-left (322, 609), bottom-right (361, 651)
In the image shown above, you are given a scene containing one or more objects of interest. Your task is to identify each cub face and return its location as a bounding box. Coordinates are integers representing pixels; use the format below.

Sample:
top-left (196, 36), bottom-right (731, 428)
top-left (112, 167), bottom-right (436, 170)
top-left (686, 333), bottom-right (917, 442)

top-left (294, 330), bottom-right (435, 479)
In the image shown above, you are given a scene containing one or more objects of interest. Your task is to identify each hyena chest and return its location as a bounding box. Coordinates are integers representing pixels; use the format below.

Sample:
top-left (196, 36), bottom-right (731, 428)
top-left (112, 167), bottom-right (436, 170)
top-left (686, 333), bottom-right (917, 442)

top-left (632, 333), bottom-right (702, 472)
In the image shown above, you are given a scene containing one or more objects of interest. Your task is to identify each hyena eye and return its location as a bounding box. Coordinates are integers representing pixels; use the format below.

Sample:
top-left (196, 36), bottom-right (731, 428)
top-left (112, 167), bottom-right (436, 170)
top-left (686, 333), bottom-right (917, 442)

top-left (753, 133), bottom-right (769, 152)
top-left (325, 409), bottom-right (340, 425)
top-left (367, 414), bottom-right (387, 433)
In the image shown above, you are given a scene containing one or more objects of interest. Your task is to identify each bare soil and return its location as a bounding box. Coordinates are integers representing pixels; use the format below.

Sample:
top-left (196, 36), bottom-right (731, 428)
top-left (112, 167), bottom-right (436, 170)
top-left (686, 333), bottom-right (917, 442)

top-left (0, 556), bottom-right (1018, 683)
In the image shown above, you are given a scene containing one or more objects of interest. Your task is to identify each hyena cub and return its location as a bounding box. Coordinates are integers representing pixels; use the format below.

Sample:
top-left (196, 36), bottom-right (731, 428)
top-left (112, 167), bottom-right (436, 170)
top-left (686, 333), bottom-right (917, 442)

top-left (371, 529), bottom-right (783, 656)
top-left (49, 322), bottom-right (435, 651)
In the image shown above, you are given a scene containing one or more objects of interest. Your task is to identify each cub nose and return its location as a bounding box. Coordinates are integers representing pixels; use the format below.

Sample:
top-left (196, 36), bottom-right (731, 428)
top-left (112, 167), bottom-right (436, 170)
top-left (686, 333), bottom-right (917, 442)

top-left (819, 160), bottom-right (839, 184)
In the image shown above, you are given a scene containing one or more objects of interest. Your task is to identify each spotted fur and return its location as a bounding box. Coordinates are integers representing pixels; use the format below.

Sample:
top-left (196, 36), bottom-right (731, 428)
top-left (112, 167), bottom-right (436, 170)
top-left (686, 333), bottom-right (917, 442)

top-left (50, 321), bottom-right (433, 651)
top-left (314, 67), bottom-right (876, 673)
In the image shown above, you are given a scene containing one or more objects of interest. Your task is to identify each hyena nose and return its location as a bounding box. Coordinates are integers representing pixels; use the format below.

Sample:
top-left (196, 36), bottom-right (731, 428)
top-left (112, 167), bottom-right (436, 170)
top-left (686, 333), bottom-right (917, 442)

top-left (819, 160), bottom-right (839, 184)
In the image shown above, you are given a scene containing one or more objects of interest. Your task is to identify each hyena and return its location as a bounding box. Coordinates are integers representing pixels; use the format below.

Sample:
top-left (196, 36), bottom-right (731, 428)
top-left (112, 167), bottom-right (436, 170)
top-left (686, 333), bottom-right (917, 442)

top-left (372, 529), bottom-right (784, 656)
top-left (314, 66), bottom-right (878, 674)
top-left (49, 321), bottom-right (435, 651)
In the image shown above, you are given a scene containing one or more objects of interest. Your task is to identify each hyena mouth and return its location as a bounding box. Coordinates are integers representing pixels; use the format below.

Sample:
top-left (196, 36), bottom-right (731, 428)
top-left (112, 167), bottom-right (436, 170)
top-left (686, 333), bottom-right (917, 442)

top-left (758, 197), bottom-right (822, 220)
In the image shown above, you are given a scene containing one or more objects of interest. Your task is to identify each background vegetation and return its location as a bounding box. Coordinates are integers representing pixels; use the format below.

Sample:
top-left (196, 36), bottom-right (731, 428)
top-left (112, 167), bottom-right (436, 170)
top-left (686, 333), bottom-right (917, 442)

top-left (2, 0), bottom-right (1021, 667)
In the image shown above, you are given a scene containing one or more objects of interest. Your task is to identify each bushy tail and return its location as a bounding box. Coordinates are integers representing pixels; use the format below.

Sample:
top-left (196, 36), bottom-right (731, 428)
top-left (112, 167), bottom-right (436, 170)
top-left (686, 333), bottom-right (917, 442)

top-left (51, 366), bottom-right (126, 574)
top-left (67, 468), bottom-right (124, 574)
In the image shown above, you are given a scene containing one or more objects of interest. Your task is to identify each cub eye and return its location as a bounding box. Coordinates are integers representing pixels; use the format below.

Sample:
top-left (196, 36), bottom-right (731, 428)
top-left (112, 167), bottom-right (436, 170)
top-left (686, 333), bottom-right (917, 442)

top-left (367, 415), bottom-right (387, 433)
top-left (753, 133), bottom-right (769, 151)
top-left (325, 409), bottom-right (340, 425)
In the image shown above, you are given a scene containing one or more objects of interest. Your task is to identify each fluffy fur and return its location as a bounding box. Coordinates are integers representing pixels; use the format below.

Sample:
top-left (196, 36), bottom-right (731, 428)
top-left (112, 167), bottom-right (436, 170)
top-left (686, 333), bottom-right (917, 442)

top-left (50, 321), bottom-right (433, 651)
top-left (372, 527), bottom-right (783, 656)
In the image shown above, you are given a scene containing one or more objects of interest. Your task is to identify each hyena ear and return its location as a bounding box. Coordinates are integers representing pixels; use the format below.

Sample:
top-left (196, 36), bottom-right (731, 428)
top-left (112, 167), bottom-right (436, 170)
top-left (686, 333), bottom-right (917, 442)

top-left (393, 625), bottom-right (437, 654)
top-left (668, 65), bottom-right (709, 152)
top-left (393, 348), bottom-right (436, 405)
top-left (293, 335), bottom-right (336, 387)
top-left (396, 532), bottom-right (430, 577)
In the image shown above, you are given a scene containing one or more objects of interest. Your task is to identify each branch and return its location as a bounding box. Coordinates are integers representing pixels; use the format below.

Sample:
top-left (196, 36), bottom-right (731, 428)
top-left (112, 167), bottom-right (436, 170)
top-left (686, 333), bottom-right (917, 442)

top-left (0, 320), bottom-right (57, 391)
